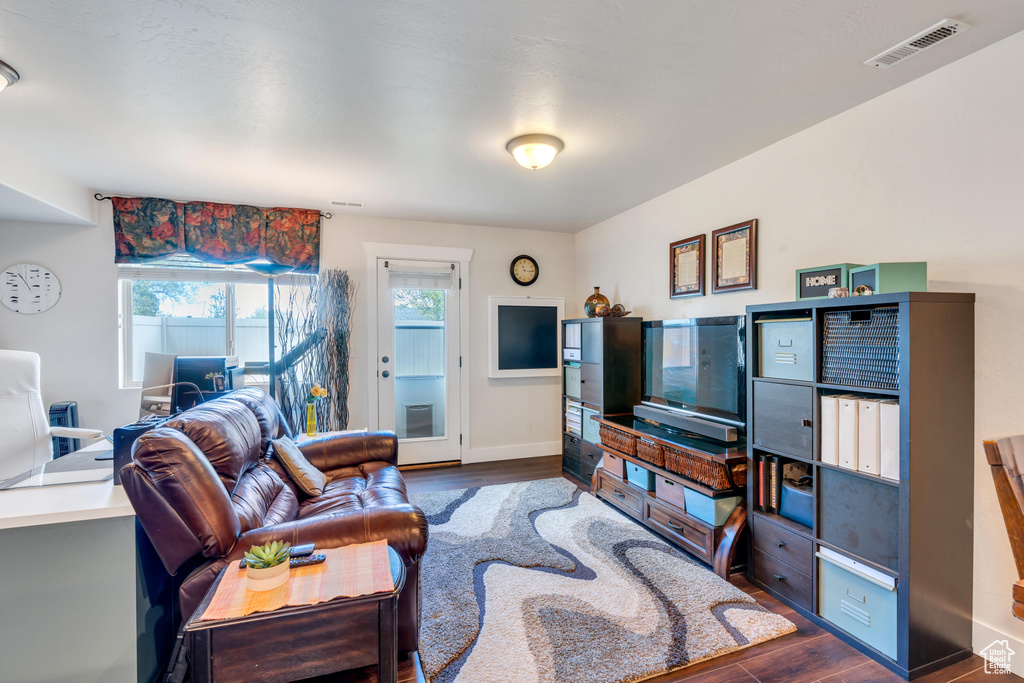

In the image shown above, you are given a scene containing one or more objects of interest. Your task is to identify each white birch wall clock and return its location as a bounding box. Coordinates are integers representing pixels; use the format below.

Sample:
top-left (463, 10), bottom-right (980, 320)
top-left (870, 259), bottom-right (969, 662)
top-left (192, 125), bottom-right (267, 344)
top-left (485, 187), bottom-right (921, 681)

top-left (2, 263), bottom-right (61, 314)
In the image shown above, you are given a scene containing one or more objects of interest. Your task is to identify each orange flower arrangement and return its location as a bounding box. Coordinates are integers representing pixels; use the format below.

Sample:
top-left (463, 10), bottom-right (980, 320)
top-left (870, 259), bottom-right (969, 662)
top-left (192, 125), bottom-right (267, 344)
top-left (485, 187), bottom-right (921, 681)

top-left (306, 384), bottom-right (328, 404)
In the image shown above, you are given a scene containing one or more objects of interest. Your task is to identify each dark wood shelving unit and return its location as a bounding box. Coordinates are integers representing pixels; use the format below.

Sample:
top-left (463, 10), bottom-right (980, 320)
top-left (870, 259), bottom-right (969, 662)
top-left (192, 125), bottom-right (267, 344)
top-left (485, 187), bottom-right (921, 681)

top-left (560, 316), bottom-right (642, 486)
top-left (746, 292), bottom-right (975, 680)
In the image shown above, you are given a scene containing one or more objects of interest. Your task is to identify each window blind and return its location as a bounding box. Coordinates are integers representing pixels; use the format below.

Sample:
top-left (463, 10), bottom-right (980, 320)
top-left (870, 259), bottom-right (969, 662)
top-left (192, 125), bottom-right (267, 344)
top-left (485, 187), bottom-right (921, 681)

top-left (118, 256), bottom-right (315, 286)
top-left (386, 260), bottom-right (455, 290)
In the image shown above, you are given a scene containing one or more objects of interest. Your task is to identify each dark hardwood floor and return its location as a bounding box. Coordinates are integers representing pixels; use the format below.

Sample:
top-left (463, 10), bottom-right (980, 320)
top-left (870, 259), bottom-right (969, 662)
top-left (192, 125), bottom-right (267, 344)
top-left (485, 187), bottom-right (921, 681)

top-left (319, 455), bottom-right (1021, 683)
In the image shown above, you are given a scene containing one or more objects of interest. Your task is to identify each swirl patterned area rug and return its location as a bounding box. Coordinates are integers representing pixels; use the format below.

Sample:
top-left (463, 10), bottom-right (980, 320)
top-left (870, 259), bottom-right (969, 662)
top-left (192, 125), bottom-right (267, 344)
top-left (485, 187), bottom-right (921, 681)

top-left (411, 477), bottom-right (796, 683)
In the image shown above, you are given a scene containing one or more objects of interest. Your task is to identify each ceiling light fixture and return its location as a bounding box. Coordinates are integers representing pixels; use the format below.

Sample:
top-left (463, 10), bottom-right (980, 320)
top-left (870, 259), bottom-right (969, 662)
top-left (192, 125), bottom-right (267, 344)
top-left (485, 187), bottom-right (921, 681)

top-left (506, 134), bottom-right (564, 170)
top-left (0, 59), bottom-right (20, 93)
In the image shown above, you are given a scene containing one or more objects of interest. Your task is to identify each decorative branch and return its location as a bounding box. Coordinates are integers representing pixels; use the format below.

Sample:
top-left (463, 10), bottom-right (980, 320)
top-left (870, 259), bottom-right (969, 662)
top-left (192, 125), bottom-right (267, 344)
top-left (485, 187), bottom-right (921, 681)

top-left (276, 270), bottom-right (356, 434)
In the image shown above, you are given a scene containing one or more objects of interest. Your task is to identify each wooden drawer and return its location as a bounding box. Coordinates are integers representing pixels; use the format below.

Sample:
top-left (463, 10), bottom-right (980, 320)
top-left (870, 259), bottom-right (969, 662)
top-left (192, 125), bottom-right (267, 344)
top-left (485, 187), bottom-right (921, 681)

top-left (752, 548), bottom-right (811, 610)
top-left (580, 362), bottom-right (603, 406)
top-left (603, 451), bottom-right (625, 479)
top-left (752, 515), bottom-right (813, 575)
top-left (654, 475), bottom-right (686, 511)
top-left (753, 381), bottom-right (814, 459)
top-left (562, 435), bottom-right (581, 479)
top-left (581, 442), bottom-right (601, 481)
top-left (646, 498), bottom-right (714, 562)
top-left (597, 471), bottom-right (643, 517)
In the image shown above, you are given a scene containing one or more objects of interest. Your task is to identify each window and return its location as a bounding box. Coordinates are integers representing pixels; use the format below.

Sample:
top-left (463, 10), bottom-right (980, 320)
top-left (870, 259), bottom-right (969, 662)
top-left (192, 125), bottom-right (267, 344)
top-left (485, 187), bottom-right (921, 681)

top-left (118, 258), bottom-right (314, 388)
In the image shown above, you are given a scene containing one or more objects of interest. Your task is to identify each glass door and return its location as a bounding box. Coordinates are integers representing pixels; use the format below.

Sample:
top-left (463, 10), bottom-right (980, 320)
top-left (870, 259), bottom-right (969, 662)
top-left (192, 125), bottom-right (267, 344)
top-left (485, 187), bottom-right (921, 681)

top-left (376, 259), bottom-right (461, 465)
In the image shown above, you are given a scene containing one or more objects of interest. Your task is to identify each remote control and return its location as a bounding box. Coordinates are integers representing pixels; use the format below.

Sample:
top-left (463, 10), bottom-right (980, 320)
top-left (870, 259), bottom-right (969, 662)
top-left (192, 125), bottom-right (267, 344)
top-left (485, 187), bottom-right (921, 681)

top-left (289, 543), bottom-right (315, 558)
top-left (290, 553), bottom-right (326, 568)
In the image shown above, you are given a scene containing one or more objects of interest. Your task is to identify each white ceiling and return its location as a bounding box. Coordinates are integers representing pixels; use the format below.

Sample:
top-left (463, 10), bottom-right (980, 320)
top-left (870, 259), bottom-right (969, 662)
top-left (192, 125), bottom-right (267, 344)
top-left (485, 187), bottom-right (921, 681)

top-left (0, 1), bottom-right (1022, 232)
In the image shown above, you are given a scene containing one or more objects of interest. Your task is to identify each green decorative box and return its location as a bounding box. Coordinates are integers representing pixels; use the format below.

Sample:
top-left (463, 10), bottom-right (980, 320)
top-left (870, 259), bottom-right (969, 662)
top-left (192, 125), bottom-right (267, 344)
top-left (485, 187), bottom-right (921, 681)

top-left (582, 407), bottom-right (601, 444)
top-left (818, 550), bottom-right (898, 659)
top-left (849, 262), bottom-right (927, 296)
top-left (795, 263), bottom-right (862, 300)
top-left (683, 487), bottom-right (742, 526)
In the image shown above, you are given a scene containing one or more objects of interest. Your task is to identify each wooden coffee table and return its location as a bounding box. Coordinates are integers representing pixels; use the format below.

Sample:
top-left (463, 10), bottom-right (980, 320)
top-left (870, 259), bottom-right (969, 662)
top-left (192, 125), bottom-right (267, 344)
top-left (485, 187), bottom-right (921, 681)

top-left (184, 545), bottom-right (406, 683)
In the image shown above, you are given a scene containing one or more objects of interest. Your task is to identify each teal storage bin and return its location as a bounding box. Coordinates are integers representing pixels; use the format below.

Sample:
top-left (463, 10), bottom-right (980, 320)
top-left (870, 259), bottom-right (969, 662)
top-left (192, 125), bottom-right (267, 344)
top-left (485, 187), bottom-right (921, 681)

top-left (682, 487), bottom-right (742, 526)
top-left (817, 548), bottom-right (898, 660)
top-left (625, 462), bottom-right (655, 491)
top-left (564, 365), bottom-right (581, 399)
top-left (582, 407), bottom-right (601, 444)
top-left (849, 262), bottom-right (927, 295)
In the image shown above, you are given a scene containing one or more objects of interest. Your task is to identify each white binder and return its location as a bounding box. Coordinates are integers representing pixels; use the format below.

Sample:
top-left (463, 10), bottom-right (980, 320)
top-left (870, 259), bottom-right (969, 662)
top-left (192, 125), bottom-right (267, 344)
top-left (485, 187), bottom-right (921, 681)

top-left (820, 395), bottom-right (839, 466)
top-left (880, 400), bottom-right (900, 481)
top-left (857, 400), bottom-right (880, 475)
top-left (838, 397), bottom-right (859, 470)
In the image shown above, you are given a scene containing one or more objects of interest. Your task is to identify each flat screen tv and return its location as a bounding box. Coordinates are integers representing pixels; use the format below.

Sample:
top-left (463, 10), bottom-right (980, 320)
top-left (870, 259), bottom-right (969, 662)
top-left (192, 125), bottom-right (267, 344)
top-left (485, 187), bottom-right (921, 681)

top-left (642, 316), bottom-right (746, 427)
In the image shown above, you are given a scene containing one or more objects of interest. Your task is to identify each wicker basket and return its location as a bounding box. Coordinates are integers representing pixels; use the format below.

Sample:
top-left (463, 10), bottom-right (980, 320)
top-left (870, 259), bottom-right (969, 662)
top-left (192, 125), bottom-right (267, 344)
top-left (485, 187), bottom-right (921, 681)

top-left (821, 306), bottom-right (900, 390)
top-left (664, 447), bottom-right (733, 491)
top-left (729, 463), bottom-right (747, 488)
top-left (599, 425), bottom-right (636, 456)
top-left (635, 438), bottom-right (665, 467)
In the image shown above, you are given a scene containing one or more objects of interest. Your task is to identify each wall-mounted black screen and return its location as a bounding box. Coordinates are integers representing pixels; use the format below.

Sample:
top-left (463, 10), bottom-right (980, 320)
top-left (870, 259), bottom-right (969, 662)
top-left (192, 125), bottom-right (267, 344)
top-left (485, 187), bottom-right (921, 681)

top-left (497, 305), bottom-right (558, 370)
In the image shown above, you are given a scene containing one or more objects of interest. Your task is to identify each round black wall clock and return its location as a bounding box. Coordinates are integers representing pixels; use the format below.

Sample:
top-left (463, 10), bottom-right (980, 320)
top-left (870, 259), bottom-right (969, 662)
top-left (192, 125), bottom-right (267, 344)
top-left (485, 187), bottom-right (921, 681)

top-left (510, 255), bottom-right (539, 286)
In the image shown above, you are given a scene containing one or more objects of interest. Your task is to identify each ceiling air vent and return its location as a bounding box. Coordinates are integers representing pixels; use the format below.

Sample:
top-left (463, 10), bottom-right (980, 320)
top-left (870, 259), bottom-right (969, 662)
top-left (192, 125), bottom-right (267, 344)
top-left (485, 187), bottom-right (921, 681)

top-left (865, 19), bottom-right (970, 69)
top-left (331, 200), bottom-right (365, 208)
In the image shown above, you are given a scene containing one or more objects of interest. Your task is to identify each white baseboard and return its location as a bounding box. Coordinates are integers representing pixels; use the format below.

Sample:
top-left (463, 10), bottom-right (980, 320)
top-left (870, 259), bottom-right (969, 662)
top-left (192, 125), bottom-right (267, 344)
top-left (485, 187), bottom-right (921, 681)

top-left (464, 441), bottom-right (561, 464)
top-left (974, 619), bottom-right (1024, 677)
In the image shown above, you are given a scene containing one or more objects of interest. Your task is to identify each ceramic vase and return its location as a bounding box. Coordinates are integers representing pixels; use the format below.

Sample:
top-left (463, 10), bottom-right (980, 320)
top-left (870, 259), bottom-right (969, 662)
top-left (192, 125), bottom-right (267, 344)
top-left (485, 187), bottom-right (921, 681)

top-left (245, 562), bottom-right (290, 592)
top-left (584, 287), bottom-right (610, 317)
top-left (306, 403), bottom-right (317, 437)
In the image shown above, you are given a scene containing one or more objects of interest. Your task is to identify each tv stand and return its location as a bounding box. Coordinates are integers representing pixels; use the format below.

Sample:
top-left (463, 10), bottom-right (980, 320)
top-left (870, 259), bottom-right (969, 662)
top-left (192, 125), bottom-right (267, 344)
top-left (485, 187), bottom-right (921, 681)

top-left (591, 415), bottom-right (747, 579)
top-left (634, 404), bottom-right (738, 443)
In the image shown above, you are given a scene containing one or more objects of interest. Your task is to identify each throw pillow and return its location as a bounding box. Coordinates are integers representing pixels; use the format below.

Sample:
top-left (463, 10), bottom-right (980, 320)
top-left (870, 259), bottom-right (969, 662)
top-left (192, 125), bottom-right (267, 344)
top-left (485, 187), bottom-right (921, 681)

top-left (271, 437), bottom-right (328, 497)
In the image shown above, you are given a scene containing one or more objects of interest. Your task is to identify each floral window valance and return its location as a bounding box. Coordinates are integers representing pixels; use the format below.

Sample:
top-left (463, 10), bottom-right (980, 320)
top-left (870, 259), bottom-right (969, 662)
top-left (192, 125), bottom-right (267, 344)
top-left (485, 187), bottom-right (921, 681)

top-left (112, 197), bottom-right (321, 273)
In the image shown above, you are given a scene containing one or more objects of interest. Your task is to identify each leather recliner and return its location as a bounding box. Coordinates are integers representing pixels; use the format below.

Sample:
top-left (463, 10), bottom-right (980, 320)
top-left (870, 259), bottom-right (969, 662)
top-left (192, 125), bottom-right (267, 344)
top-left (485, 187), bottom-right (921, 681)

top-left (119, 388), bottom-right (428, 654)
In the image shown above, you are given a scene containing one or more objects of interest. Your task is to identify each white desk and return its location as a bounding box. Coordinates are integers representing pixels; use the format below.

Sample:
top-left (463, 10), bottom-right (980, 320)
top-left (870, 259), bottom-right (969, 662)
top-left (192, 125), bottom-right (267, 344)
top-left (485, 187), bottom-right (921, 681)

top-left (0, 443), bottom-right (134, 530)
top-left (0, 442), bottom-right (160, 683)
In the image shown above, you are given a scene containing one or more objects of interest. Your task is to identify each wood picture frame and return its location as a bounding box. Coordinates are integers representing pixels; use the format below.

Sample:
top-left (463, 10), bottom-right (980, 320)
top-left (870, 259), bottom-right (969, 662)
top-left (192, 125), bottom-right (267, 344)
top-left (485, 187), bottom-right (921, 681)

top-left (712, 219), bottom-right (757, 293)
top-left (669, 234), bottom-right (705, 298)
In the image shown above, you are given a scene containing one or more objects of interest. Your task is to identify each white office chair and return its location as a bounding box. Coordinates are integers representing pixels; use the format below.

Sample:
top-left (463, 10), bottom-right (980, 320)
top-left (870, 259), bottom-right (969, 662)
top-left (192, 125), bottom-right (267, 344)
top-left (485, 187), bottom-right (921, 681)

top-left (0, 350), bottom-right (105, 482)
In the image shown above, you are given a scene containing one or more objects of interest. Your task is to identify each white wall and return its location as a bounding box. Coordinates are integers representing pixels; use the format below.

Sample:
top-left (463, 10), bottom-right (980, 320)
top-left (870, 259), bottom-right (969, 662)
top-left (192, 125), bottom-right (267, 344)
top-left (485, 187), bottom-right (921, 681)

top-left (0, 208), bottom-right (139, 434)
top-left (320, 215), bottom-right (574, 462)
top-left (0, 205), bottom-right (575, 461)
top-left (575, 29), bottom-right (1024, 670)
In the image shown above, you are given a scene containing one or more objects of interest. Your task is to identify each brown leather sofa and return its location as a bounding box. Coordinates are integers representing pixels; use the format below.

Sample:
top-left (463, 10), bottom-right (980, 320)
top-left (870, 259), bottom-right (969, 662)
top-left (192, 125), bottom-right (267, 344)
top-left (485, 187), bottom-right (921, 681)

top-left (120, 388), bottom-right (428, 653)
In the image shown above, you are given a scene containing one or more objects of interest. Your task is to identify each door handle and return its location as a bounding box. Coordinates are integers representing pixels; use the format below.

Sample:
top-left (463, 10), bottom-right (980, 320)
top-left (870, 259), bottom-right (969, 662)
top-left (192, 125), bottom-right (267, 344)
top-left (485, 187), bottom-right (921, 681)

top-left (381, 371), bottom-right (390, 378)
top-left (613, 490), bottom-right (625, 499)
top-left (774, 574), bottom-right (786, 582)
top-left (778, 541), bottom-right (786, 548)
top-left (802, 419), bottom-right (813, 428)
top-left (667, 519), bottom-right (684, 532)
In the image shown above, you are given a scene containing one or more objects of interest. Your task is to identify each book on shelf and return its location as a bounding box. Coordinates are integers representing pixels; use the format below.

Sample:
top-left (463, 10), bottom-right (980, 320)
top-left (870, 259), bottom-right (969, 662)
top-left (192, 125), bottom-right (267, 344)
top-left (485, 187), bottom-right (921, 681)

top-left (823, 393), bottom-right (900, 482)
top-left (757, 455), bottom-right (766, 512)
top-left (857, 399), bottom-right (880, 475)
top-left (879, 400), bottom-right (900, 480)
top-left (770, 457), bottom-right (780, 513)
top-left (820, 395), bottom-right (839, 466)
top-left (838, 397), bottom-right (859, 470)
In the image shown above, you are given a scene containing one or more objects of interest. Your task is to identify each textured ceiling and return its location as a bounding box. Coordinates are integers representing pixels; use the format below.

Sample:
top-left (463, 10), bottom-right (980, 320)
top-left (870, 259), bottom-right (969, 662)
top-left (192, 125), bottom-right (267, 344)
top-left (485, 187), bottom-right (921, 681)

top-left (0, 1), bottom-right (1022, 232)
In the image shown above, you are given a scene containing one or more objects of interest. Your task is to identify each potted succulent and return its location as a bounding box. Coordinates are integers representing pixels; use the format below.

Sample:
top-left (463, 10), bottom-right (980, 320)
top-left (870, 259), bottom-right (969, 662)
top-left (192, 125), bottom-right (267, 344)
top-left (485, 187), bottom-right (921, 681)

top-left (243, 540), bottom-right (291, 592)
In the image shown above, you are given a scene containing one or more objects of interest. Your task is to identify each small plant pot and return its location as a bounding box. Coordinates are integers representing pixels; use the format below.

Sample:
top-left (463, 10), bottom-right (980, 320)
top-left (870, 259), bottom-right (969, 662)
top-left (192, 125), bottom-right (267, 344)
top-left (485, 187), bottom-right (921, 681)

top-left (245, 562), bottom-right (290, 592)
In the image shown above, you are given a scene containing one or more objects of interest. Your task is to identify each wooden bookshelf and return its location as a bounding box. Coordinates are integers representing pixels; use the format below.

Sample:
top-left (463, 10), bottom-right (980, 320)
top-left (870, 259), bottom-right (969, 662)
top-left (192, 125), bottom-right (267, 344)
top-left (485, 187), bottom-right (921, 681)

top-left (560, 317), bottom-right (642, 485)
top-left (746, 292), bottom-right (975, 680)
